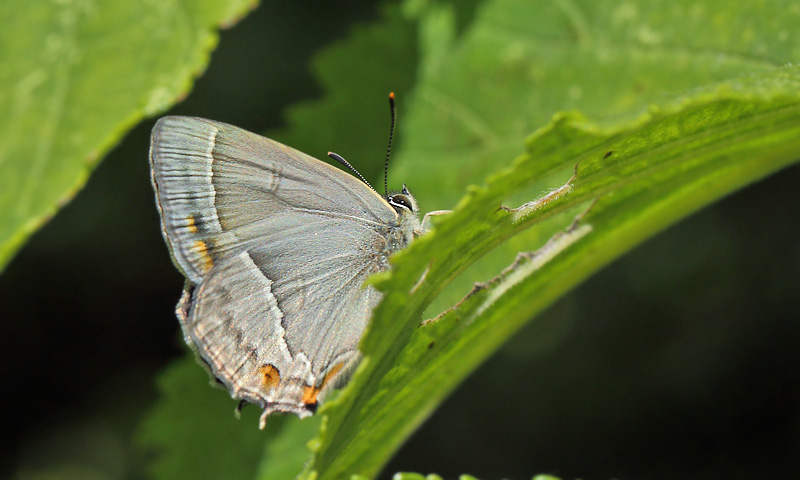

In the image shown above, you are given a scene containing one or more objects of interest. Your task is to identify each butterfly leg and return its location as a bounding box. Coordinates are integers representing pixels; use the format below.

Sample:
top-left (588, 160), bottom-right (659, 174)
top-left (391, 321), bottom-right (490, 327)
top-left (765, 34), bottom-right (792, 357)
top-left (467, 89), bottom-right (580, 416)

top-left (418, 210), bottom-right (451, 235)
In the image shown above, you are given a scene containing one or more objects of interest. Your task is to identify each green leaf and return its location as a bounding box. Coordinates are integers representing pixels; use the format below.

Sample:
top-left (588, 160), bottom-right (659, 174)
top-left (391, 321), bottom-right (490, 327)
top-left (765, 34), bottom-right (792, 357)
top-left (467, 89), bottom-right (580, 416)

top-left (298, 0), bottom-right (800, 472)
top-left (393, 0), bottom-right (800, 316)
top-left (306, 67), bottom-right (800, 480)
top-left (0, 0), bottom-right (257, 271)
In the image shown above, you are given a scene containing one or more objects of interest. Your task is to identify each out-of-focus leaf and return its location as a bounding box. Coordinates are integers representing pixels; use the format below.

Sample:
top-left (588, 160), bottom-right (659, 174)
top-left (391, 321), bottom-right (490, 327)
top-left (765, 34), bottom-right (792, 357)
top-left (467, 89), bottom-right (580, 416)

top-left (267, 3), bottom-right (418, 186)
top-left (136, 353), bottom-right (321, 480)
top-left (0, 0), bottom-right (257, 270)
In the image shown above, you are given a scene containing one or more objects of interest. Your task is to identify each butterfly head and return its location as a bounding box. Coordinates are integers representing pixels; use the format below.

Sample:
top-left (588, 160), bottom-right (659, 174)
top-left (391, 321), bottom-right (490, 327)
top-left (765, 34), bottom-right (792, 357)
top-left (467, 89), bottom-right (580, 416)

top-left (387, 184), bottom-right (422, 245)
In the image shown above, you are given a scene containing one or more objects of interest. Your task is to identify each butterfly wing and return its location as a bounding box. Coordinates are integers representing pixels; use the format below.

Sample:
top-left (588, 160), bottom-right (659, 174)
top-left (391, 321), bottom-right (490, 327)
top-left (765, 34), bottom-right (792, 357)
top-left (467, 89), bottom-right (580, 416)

top-left (150, 116), bottom-right (397, 418)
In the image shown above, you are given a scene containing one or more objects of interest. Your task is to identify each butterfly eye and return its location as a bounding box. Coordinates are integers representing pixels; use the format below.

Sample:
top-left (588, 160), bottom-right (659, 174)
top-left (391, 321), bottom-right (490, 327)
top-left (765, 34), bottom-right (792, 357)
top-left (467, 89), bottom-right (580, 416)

top-left (389, 193), bottom-right (414, 212)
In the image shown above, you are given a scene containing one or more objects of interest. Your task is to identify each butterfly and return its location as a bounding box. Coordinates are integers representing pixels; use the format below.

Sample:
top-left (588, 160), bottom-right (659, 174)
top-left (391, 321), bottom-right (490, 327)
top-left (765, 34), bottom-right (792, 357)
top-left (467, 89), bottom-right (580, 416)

top-left (149, 96), bottom-right (440, 428)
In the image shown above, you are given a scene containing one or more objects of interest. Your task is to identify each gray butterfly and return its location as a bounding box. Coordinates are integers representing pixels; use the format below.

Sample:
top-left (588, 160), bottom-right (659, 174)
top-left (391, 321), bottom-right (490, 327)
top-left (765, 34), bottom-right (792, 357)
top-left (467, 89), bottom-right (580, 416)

top-left (150, 111), bottom-right (436, 428)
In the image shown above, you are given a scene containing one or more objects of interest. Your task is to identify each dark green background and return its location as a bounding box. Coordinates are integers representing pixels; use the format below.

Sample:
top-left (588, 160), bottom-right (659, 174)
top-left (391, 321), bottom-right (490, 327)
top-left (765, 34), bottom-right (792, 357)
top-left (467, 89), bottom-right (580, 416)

top-left (2, 2), bottom-right (798, 479)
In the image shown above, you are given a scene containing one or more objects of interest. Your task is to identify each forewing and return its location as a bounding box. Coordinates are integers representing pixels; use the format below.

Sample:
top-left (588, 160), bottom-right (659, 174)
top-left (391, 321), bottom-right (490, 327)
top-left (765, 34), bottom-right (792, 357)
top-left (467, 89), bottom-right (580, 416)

top-left (149, 116), bottom-right (395, 284)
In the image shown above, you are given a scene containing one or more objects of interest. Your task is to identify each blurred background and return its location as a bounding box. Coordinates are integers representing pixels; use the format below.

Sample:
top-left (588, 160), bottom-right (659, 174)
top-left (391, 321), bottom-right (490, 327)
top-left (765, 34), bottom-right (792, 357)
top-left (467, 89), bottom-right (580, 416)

top-left (2, 1), bottom-right (799, 479)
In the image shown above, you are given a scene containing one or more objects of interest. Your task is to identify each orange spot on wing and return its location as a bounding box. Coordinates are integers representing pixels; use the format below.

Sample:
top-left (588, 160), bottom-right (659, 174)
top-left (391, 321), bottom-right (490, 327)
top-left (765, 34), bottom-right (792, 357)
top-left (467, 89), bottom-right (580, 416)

top-left (186, 215), bottom-right (198, 233)
top-left (302, 363), bottom-right (345, 407)
top-left (302, 385), bottom-right (320, 405)
top-left (192, 240), bottom-right (214, 271)
top-left (259, 364), bottom-right (281, 390)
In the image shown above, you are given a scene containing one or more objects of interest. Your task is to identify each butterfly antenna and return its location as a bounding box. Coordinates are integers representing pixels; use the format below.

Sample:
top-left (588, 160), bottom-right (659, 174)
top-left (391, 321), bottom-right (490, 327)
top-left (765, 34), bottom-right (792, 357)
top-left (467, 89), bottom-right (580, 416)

top-left (384, 92), bottom-right (396, 198)
top-left (328, 151), bottom-right (377, 193)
